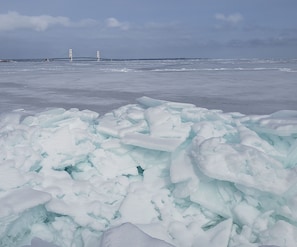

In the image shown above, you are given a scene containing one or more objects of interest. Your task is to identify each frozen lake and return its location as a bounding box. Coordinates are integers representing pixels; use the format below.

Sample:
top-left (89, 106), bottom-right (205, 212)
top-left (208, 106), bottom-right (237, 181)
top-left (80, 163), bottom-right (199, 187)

top-left (1, 58), bottom-right (296, 115)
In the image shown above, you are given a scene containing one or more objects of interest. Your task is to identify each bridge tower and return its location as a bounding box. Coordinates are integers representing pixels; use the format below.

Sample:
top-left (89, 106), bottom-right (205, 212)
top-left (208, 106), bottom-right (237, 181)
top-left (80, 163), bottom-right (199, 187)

top-left (69, 49), bottom-right (73, 62)
top-left (97, 50), bottom-right (100, 61)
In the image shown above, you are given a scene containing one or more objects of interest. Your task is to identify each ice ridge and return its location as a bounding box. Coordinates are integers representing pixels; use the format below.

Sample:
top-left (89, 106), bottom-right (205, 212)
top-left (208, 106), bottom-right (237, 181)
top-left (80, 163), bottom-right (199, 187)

top-left (0, 97), bottom-right (296, 246)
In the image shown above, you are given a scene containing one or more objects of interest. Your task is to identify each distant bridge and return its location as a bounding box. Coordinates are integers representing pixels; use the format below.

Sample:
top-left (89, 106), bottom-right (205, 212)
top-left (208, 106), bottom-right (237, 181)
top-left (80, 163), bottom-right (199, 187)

top-left (66, 49), bottom-right (101, 62)
top-left (0, 49), bottom-right (103, 62)
top-left (0, 57), bottom-right (105, 62)
top-left (48, 57), bottom-right (101, 62)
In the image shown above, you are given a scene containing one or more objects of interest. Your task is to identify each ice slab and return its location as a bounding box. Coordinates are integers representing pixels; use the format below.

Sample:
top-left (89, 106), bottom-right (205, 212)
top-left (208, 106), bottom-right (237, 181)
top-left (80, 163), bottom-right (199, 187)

top-left (192, 218), bottom-right (233, 247)
top-left (122, 132), bottom-right (185, 152)
top-left (0, 162), bottom-right (27, 190)
top-left (192, 137), bottom-right (297, 195)
top-left (22, 237), bottom-right (59, 247)
top-left (0, 188), bottom-right (51, 218)
top-left (100, 222), bottom-right (174, 247)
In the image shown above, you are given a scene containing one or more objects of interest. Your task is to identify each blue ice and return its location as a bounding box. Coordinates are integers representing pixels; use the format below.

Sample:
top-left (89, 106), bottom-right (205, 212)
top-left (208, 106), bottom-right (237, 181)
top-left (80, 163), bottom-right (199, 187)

top-left (0, 97), bottom-right (296, 247)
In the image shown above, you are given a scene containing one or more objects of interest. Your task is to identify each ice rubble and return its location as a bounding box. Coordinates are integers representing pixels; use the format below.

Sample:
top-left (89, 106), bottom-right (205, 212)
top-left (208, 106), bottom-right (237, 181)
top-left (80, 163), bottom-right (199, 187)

top-left (1, 96), bottom-right (297, 247)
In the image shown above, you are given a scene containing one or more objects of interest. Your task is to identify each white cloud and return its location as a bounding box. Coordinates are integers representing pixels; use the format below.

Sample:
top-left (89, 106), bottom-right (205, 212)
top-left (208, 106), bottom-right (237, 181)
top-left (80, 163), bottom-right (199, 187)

top-left (0, 11), bottom-right (97, 32)
top-left (215, 13), bottom-right (243, 25)
top-left (105, 17), bottom-right (130, 30)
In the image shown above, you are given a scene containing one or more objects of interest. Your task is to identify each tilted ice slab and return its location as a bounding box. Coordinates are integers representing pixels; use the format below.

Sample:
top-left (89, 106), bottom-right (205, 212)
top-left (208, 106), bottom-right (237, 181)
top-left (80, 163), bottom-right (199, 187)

top-left (0, 96), bottom-right (296, 247)
top-left (192, 136), bottom-right (297, 195)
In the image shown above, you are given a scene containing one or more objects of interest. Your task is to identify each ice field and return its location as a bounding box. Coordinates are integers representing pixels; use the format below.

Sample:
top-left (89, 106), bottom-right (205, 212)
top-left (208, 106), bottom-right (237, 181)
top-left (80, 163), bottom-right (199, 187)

top-left (0, 59), bottom-right (297, 247)
top-left (1, 58), bottom-right (297, 115)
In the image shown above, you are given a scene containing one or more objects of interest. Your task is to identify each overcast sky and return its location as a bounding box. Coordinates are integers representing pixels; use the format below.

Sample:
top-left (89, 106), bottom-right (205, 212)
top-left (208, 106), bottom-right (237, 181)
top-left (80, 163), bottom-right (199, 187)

top-left (0, 0), bottom-right (296, 59)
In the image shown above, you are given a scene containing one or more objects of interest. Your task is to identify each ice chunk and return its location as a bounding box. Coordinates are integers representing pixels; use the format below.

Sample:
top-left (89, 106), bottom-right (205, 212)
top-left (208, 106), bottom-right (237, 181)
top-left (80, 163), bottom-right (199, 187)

top-left (286, 139), bottom-right (297, 168)
top-left (259, 220), bottom-right (297, 247)
top-left (248, 110), bottom-right (297, 136)
top-left (97, 115), bottom-right (128, 137)
top-left (137, 96), bottom-right (195, 110)
top-left (0, 188), bottom-right (51, 218)
top-left (122, 132), bottom-right (185, 152)
top-left (144, 105), bottom-right (192, 139)
top-left (0, 161), bottom-right (27, 190)
top-left (190, 180), bottom-right (233, 218)
top-left (192, 137), bottom-right (297, 194)
top-left (100, 222), bottom-right (174, 247)
top-left (0, 112), bottom-right (22, 130)
top-left (168, 221), bottom-right (194, 245)
top-left (118, 120), bottom-right (147, 137)
top-left (1, 206), bottom-right (49, 247)
top-left (90, 148), bottom-right (138, 178)
top-left (192, 218), bottom-right (233, 247)
top-left (232, 201), bottom-right (260, 227)
top-left (119, 184), bottom-right (159, 224)
top-left (22, 237), bottom-right (59, 247)
top-left (170, 149), bottom-right (199, 198)
top-left (237, 125), bottom-right (281, 156)
top-left (119, 103), bottom-right (191, 152)
top-left (168, 218), bottom-right (233, 247)
top-left (136, 96), bottom-right (166, 107)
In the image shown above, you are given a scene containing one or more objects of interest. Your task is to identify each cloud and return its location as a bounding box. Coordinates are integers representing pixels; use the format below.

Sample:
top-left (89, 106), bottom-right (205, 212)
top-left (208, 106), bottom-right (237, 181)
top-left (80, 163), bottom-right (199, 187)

top-left (105, 17), bottom-right (130, 30)
top-left (215, 13), bottom-right (243, 25)
top-left (0, 11), bottom-right (73, 31)
top-left (0, 11), bottom-right (98, 32)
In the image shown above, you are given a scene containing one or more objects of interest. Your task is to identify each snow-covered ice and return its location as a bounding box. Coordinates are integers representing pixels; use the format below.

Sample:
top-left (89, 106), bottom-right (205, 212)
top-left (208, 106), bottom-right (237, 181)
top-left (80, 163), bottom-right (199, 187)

top-left (0, 95), bottom-right (296, 246)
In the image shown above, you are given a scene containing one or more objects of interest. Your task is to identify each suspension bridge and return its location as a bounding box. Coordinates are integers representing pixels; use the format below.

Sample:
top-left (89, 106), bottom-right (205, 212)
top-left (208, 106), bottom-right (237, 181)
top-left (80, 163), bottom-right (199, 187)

top-left (1, 49), bottom-right (103, 62)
